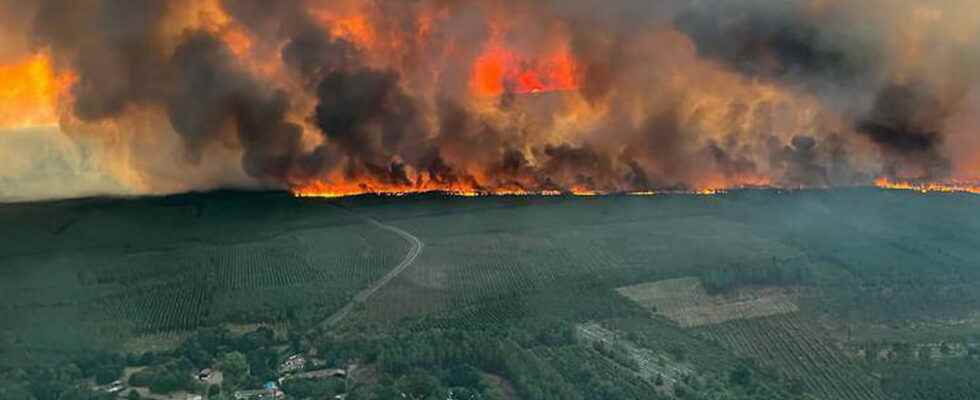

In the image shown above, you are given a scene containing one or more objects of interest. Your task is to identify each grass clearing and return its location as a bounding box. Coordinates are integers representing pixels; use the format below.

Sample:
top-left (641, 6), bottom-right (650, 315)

top-left (617, 277), bottom-right (799, 327)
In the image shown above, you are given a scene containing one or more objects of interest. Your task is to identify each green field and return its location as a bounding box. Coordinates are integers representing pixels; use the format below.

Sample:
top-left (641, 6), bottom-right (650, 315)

top-left (2, 189), bottom-right (980, 399)
top-left (0, 192), bottom-right (408, 363)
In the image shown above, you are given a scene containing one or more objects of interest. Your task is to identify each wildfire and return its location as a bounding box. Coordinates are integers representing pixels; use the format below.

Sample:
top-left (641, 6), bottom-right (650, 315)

top-left (294, 178), bottom-right (980, 198)
top-left (291, 186), bottom-right (735, 198)
top-left (471, 44), bottom-right (580, 96)
top-left (309, 8), bottom-right (378, 50)
top-left (292, 180), bottom-right (581, 198)
top-left (290, 180), bottom-right (734, 198)
top-left (874, 178), bottom-right (980, 194)
top-left (0, 54), bottom-right (74, 129)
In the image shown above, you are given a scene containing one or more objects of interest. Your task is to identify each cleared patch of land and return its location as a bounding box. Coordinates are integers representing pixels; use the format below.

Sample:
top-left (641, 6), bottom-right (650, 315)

top-left (617, 277), bottom-right (799, 327)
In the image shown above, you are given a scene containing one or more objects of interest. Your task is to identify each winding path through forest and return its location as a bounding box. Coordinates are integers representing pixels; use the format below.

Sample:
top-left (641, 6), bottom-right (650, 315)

top-left (318, 216), bottom-right (423, 329)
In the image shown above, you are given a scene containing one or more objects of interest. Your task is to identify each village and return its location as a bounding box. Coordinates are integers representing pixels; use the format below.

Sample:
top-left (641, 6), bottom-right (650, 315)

top-left (94, 352), bottom-right (355, 400)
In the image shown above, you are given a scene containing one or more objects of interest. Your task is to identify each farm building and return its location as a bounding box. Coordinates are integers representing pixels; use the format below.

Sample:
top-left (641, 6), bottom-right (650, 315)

top-left (98, 380), bottom-right (125, 393)
top-left (195, 368), bottom-right (212, 381)
top-left (278, 354), bottom-right (306, 373)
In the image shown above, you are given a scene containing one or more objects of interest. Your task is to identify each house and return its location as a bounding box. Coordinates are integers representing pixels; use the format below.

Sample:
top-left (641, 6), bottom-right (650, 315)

top-left (100, 380), bottom-right (124, 393)
top-left (195, 368), bottom-right (212, 381)
top-left (278, 354), bottom-right (307, 373)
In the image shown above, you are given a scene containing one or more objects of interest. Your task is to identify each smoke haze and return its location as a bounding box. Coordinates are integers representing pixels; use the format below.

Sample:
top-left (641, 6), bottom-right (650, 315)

top-left (1, 0), bottom-right (978, 200)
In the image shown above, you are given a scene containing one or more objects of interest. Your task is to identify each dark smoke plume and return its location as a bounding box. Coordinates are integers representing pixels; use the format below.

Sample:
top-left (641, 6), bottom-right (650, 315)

top-left (856, 84), bottom-right (952, 179)
top-left (675, 1), bottom-right (867, 83)
top-left (3, 0), bottom-right (977, 200)
top-left (314, 68), bottom-right (422, 171)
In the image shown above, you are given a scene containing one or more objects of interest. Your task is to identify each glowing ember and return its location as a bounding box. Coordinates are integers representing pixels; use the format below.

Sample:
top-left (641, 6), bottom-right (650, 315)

top-left (874, 178), bottom-right (980, 194)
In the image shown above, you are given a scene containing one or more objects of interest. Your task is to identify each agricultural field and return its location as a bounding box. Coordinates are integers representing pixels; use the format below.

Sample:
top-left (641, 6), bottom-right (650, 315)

top-left (0, 192), bottom-right (407, 365)
top-left (697, 315), bottom-right (886, 400)
top-left (332, 189), bottom-right (980, 398)
top-left (3, 189), bottom-right (980, 399)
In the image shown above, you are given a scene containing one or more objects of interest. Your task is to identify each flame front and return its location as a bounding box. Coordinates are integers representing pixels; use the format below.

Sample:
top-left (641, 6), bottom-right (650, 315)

top-left (874, 178), bottom-right (980, 194)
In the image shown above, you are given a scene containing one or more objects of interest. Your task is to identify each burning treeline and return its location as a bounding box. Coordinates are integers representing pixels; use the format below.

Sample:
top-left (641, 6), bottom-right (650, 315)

top-left (1, 0), bottom-right (979, 198)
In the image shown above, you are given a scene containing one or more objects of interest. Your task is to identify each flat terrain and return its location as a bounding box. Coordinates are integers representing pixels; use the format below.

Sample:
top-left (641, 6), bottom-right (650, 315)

top-left (617, 277), bottom-right (799, 327)
top-left (0, 192), bottom-right (408, 362)
top-left (3, 188), bottom-right (980, 399)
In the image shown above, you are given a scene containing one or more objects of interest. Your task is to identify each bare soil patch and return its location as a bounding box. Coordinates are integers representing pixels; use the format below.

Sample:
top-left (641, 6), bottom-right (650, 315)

top-left (617, 277), bottom-right (798, 327)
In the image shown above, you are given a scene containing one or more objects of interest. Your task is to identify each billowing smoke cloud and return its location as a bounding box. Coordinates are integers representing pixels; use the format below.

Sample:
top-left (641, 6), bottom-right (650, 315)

top-left (856, 83), bottom-right (951, 179)
top-left (0, 0), bottom-right (978, 200)
top-left (675, 0), bottom-right (869, 84)
top-left (166, 31), bottom-right (307, 182)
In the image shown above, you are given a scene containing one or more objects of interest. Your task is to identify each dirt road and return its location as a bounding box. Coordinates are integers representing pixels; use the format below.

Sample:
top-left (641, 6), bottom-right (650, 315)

top-left (319, 217), bottom-right (423, 329)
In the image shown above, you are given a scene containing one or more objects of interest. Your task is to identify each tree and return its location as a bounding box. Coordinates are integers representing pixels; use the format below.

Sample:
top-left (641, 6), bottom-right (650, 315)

top-left (373, 384), bottom-right (401, 399)
top-left (729, 364), bottom-right (753, 386)
top-left (127, 390), bottom-right (142, 400)
top-left (94, 366), bottom-right (121, 385)
top-left (445, 365), bottom-right (483, 389)
top-left (399, 370), bottom-right (441, 399)
top-left (221, 352), bottom-right (250, 388)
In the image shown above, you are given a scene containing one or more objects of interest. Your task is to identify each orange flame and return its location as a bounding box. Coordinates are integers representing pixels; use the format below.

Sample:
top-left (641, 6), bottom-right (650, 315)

top-left (0, 54), bottom-right (75, 129)
top-left (874, 178), bottom-right (980, 194)
top-left (291, 184), bottom-right (734, 198)
top-left (290, 176), bottom-right (734, 198)
top-left (471, 44), bottom-right (580, 96)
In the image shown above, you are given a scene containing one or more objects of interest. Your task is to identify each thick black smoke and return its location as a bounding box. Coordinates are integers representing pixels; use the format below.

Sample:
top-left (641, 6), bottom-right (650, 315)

top-left (856, 84), bottom-right (951, 179)
top-left (221, 0), bottom-right (358, 84)
top-left (29, 0), bottom-right (310, 183)
top-left (675, 1), bottom-right (868, 84)
top-left (314, 69), bottom-right (423, 172)
top-left (32, 0), bottom-right (169, 120)
top-left (10, 0), bottom-right (976, 199)
top-left (282, 28), bottom-right (359, 83)
top-left (672, 0), bottom-right (968, 182)
top-left (168, 32), bottom-right (306, 181)
top-left (768, 135), bottom-right (829, 187)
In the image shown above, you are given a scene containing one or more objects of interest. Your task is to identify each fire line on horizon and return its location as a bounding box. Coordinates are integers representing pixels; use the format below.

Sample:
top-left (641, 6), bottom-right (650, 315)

top-left (2, 0), bottom-right (980, 200)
